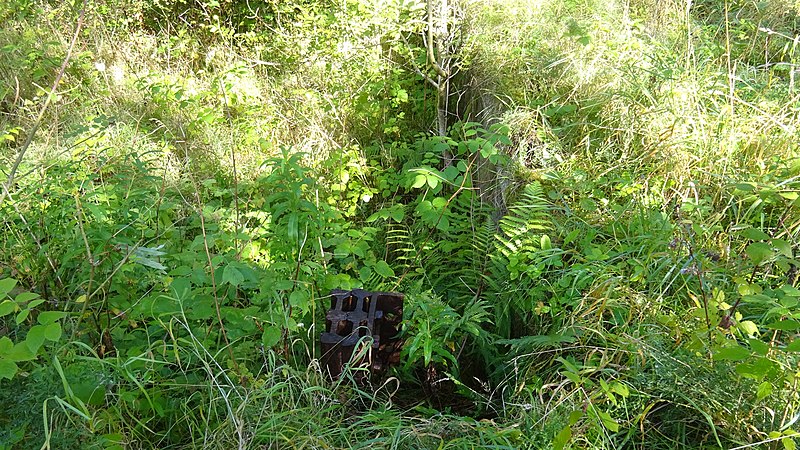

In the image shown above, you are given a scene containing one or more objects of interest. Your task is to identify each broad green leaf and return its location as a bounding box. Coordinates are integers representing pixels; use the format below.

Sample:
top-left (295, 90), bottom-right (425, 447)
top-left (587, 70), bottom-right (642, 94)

top-left (553, 426), bottom-right (571, 450)
top-left (748, 338), bottom-right (769, 355)
top-left (756, 381), bottom-right (773, 401)
top-left (0, 278), bottom-right (17, 296)
top-left (737, 321), bottom-right (759, 337)
top-left (6, 342), bottom-right (35, 362)
top-left (0, 336), bottom-right (12, 354)
top-left (15, 309), bottom-right (29, 325)
top-left (426, 175), bottom-right (439, 189)
top-left (746, 242), bottom-right (773, 265)
top-left (38, 311), bottom-right (67, 325)
top-left (25, 325), bottom-right (46, 353)
top-left (15, 292), bottom-right (39, 303)
top-left (222, 265), bottom-right (244, 287)
top-left (786, 339), bottom-right (800, 352)
top-left (374, 260), bottom-right (395, 278)
top-left (442, 165), bottom-right (459, 181)
top-left (714, 346), bottom-right (751, 361)
top-left (411, 174), bottom-right (426, 189)
top-left (736, 357), bottom-right (779, 380)
top-left (0, 300), bottom-right (16, 317)
top-left (0, 359), bottom-right (18, 380)
top-left (773, 239), bottom-right (793, 258)
top-left (741, 228), bottom-right (770, 241)
top-left (784, 437), bottom-right (797, 450)
top-left (262, 326), bottom-right (281, 348)
top-left (288, 290), bottom-right (309, 308)
top-left (389, 207), bottom-right (404, 222)
top-left (44, 322), bottom-right (62, 341)
top-left (767, 320), bottom-right (800, 331)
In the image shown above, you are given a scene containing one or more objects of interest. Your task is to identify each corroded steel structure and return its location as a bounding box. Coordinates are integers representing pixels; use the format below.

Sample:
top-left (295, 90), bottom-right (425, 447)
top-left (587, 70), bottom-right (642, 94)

top-left (320, 289), bottom-right (404, 379)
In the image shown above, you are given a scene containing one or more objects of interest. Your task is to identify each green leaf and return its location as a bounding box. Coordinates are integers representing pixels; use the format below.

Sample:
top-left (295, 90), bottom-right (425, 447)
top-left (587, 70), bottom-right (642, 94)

top-left (773, 239), bottom-right (793, 258)
top-left (390, 207), bottom-right (404, 222)
top-left (261, 326), bottom-right (281, 348)
top-left (746, 242), bottom-right (773, 265)
top-left (15, 292), bottom-right (39, 303)
top-left (222, 265), bottom-right (244, 287)
top-left (541, 234), bottom-right (552, 250)
top-left (0, 278), bottom-right (17, 296)
top-left (748, 338), bottom-right (769, 356)
top-left (44, 322), bottom-right (62, 341)
top-left (0, 359), bottom-right (18, 380)
top-left (411, 174), bottom-right (427, 189)
top-left (38, 311), bottom-right (67, 325)
top-left (756, 381), bottom-right (773, 401)
top-left (6, 342), bottom-right (35, 362)
top-left (784, 437), bottom-right (797, 450)
top-left (714, 346), bottom-right (751, 361)
top-left (15, 309), bottom-right (29, 325)
top-left (738, 321), bottom-right (759, 337)
top-left (25, 325), bottom-right (46, 353)
top-left (426, 175), bottom-right (439, 189)
top-left (374, 260), bottom-right (395, 278)
top-left (553, 426), bottom-right (572, 450)
top-left (741, 228), bottom-right (770, 241)
top-left (0, 300), bottom-right (15, 317)
top-left (787, 339), bottom-right (800, 352)
top-left (0, 337), bottom-right (12, 354)
top-left (442, 165), bottom-right (459, 181)
top-left (767, 320), bottom-right (800, 331)
top-left (288, 290), bottom-right (309, 308)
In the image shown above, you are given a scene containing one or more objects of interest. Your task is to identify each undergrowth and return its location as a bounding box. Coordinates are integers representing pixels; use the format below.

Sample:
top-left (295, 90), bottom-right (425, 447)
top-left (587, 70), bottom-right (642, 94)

top-left (1, 0), bottom-right (799, 448)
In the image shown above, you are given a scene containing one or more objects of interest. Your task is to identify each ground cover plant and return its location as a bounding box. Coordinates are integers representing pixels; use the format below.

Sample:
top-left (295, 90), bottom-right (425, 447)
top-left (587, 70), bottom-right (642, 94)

top-left (1, 0), bottom-right (799, 448)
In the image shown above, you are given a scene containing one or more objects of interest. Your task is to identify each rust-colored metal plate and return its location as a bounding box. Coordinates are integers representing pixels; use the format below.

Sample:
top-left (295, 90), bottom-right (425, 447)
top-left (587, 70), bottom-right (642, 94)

top-left (320, 289), bottom-right (404, 380)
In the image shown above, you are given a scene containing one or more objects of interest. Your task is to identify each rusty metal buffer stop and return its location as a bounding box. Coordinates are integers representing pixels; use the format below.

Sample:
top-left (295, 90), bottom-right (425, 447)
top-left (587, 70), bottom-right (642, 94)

top-left (320, 289), bottom-right (404, 379)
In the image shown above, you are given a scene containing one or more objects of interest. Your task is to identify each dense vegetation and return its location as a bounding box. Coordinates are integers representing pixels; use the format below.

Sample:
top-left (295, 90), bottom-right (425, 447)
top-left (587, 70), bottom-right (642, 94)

top-left (1, 0), bottom-right (799, 448)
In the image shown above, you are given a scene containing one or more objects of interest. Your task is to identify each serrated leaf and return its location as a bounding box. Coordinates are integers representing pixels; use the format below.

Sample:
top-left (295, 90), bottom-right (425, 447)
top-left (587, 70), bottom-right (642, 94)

top-left (746, 242), bottom-right (773, 265)
top-left (261, 326), bottom-right (281, 348)
top-left (374, 260), bottom-right (395, 278)
top-left (222, 265), bottom-right (244, 287)
top-left (773, 239), bottom-right (793, 258)
top-left (44, 322), bottom-right (62, 341)
top-left (288, 290), bottom-right (309, 308)
top-left (748, 338), bottom-right (769, 355)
